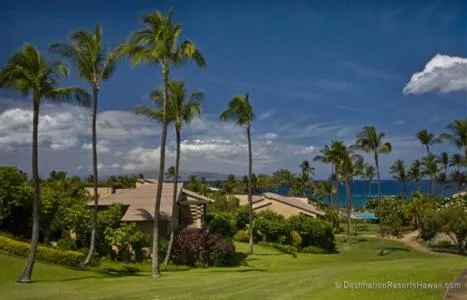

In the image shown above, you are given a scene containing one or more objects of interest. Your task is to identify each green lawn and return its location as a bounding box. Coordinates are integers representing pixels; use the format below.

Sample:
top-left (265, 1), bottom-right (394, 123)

top-left (1, 237), bottom-right (465, 300)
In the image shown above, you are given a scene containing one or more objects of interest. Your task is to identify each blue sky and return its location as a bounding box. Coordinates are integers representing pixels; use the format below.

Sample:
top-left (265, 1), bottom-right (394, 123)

top-left (0, 0), bottom-right (466, 178)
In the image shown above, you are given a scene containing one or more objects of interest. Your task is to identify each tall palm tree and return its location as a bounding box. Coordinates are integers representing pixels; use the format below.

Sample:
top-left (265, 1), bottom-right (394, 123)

top-left (314, 180), bottom-right (336, 203)
top-left (355, 126), bottom-right (391, 256)
top-left (416, 129), bottom-right (440, 155)
top-left (421, 154), bottom-right (440, 195)
top-left (118, 9), bottom-right (205, 277)
top-left (363, 165), bottom-right (376, 195)
top-left (438, 152), bottom-right (449, 193)
top-left (408, 160), bottom-right (423, 191)
top-left (220, 93), bottom-right (254, 254)
top-left (390, 160), bottom-right (407, 195)
top-left (440, 120), bottom-right (467, 158)
top-left (0, 44), bottom-right (89, 282)
top-left (50, 24), bottom-right (118, 266)
top-left (136, 81), bottom-right (203, 265)
top-left (299, 160), bottom-right (315, 195)
top-left (449, 153), bottom-right (464, 172)
top-left (450, 170), bottom-right (466, 191)
top-left (335, 144), bottom-right (363, 235)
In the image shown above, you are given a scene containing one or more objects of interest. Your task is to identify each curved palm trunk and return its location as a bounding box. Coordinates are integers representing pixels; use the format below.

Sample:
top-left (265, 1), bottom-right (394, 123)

top-left (83, 87), bottom-right (99, 266)
top-left (164, 128), bottom-right (181, 265)
top-left (345, 178), bottom-right (351, 236)
top-left (425, 145), bottom-right (430, 155)
top-left (17, 99), bottom-right (40, 283)
top-left (152, 61), bottom-right (170, 277)
top-left (374, 153), bottom-right (384, 256)
top-left (247, 125), bottom-right (254, 255)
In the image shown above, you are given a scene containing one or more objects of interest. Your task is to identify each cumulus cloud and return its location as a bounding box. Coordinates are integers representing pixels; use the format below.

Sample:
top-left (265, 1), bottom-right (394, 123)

top-left (82, 140), bottom-right (111, 154)
top-left (394, 120), bottom-right (405, 125)
top-left (403, 54), bottom-right (467, 94)
top-left (259, 132), bottom-right (278, 140)
top-left (294, 146), bottom-right (316, 155)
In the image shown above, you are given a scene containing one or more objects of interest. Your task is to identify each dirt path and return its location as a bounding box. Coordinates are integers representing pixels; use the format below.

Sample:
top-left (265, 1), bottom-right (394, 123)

top-left (444, 269), bottom-right (467, 300)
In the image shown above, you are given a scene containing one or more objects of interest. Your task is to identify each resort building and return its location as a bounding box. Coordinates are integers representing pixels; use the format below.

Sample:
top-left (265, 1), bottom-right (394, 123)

top-left (234, 193), bottom-right (325, 218)
top-left (87, 179), bottom-right (214, 239)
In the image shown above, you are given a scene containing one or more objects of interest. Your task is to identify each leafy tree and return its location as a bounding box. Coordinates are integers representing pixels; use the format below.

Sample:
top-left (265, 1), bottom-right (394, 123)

top-left (220, 93), bottom-right (255, 255)
top-left (0, 167), bottom-right (31, 225)
top-left (271, 169), bottom-right (295, 187)
top-left (118, 8), bottom-right (205, 277)
top-left (377, 198), bottom-right (407, 238)
top-left (355, 126), bottom-right (391, 255)
top-left (416, 129), bottom-right (440, 154)
top-left (439, 205), bottom-right (467, 255)
top-left (0, 44), bottom-right (89, 283)
top-left (390, 160), bottom-right (407, 194)
top-left (104, 223), bottom-right (146, 262)
top-left (50, 25), bottom-right (118, 266)
top-left (403, 192), bottom-right (436, 238)
top-left (440, 119), bottom-right (467, 158)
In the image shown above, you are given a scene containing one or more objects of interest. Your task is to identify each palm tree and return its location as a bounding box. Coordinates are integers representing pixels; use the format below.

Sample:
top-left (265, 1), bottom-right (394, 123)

top-left (438, 152), bottom-right (450, 192)
top-left (50, 24), bottom-right (118, 266)
top-left (355, 126), bottom-right (391, 256)
top-left (450, 170), bottom-right (466, 191)
top-left (135, 81), bottom-right (203, 265)
top-left (0, 44), bottom-right (89, 282)
top-left (299, 160), bottom-right (315, 195)
top-left (118, 9), bottom-right (205, 277)
top-left (220, 93), bottom-right (254, 254)
top-left (314, 180), bottom-right (336, 203)
top-left (416, 129), bottom-right (440, 154)
top-left (335, 144), bottom-right (363, 235)
top-left (408, 160), bottom-right (423, 191)
top-left (449, 153), bottom-right (464, 172)
top-left (421, 154), bottom-right (440, 195)
top-left (363, 165), bottom-right (376, 195)
top-left (390, 160), bottom-right (407, 195)
top-left (440, 120), bottom-right (467, 158)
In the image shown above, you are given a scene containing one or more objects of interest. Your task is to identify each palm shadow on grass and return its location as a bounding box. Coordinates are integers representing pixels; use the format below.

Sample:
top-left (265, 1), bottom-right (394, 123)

top-left (378, 247), bottom-right (410, 256)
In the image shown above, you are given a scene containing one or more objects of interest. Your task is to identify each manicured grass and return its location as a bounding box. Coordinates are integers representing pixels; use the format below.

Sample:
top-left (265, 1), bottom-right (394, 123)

top-left (1, 238), bottom-right (465, 300)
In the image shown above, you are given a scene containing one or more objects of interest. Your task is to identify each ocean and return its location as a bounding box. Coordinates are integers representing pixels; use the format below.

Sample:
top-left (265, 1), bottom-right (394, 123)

top-left (270, 180), bottom-right (461, 209)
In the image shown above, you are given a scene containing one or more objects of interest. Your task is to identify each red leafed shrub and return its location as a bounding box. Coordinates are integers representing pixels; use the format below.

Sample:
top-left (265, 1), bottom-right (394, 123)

top-left (171, 228), bottom-right (235, 267)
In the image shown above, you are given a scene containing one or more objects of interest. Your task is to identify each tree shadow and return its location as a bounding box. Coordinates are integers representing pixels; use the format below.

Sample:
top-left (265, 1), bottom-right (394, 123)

top-left (378, 247), bottom-right (410, 256)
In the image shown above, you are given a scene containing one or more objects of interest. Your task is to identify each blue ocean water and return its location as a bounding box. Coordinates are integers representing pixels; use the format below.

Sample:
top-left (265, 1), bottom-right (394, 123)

top-left (270, 180), bottom-right (461, 209)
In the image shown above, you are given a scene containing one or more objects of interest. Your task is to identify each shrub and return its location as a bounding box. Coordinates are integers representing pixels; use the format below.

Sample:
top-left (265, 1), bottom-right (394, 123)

top-left (233, 230), bottom-right (249, 243)
top-left (206, 214), bottom-right (236, 237)
top-left (286, 215), bottom-right (336, 252)
top-left (255, 211), bottom-right (286, 242)
top-left (435, 240), bottom-right (452, 247)
top-left (301, 245), bottom-right (329, 254)
top-left (171, 228), bottom-right (237, 267)
top-left (0, 235), bottom-right (85, 267)
top-left (289, 231), bottom-right (302, 249)
top-left (234, 206), bottom-right (250, 230)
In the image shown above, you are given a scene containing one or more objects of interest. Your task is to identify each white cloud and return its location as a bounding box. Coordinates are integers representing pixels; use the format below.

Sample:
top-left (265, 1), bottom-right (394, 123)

top-left (82, 140), bottom-right (110, 154)
top-left (257, 111), bottom-right (275, 120)
top-left (394, 120), bottom-right (405, 125)
top-left (294, 146), bottom-right (316, 155)
top-left (403, 54), bottom-right (467, 94)
top-left (259, 132), bottom-right (278, 140)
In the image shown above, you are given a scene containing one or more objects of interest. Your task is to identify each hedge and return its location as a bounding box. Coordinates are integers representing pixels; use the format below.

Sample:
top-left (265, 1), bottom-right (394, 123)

top-left (0, 235), bottom-right (84, 267)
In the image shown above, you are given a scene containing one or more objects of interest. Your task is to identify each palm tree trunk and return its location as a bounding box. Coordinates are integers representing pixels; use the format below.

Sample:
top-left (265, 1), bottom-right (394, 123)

top-left (152, 60), bottom-right (170, 277)
top-left (164, 128), bottom-right (181, 265)
top-left (345, 178), bottom-right (351, 236)
top-left (374, 153), bottom-right (384, 256)
top-left (368, 179), bottom-right (372, 196)
top-left (430, 176), bottom-right (434, 195)
top-left (17, 98), bottom-right (40, 283)
top-left (426, 145), bottom-right (430, 155)
top-left (83, 86), bottom-right (99, 266)
top-left (247, 125), bottom-right (254, 255)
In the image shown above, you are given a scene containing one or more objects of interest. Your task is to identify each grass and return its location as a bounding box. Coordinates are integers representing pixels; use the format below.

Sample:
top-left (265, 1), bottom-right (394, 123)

top-left (1, 237), bottom-right (465, 300)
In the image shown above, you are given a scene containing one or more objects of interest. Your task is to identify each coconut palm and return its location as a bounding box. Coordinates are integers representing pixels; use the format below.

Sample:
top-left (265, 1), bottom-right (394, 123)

top-left (220, 93), bottom-right (254, 254)
top-left (299, 160), bottom-right (315, 194)
top-left (363, 165), bottom-right (376, 195)
top-left (335, 144), bottom-right (363, 235)
top-left (416, 129), bottom-right (440, 154)
top-left (0, 44), bottom-right (89, 282)
top-left (440, 120), bottom-right (467, 158)
top-left (450, 153), bottom-right (464, 172)
top-left (437, 152), bottom-right (450, 192)
top-left (390, 160), bottom-right (407, 195)
top-left (118, 9), bottom-right (205, 277)
top-left (408, 160), bottom-right (423, 191)
top-left (450, 170), bottom-right (466, 191)
top-left (314, 180), bottom-right (336, 203)
top-left (355, 126), bottom-right (391, 256)
top-left (421, 154), bottom-right (440, 195)
top-left (135, 81), bottom-right (203, 265)
top-left (50, 24), bottom-right (118, 266)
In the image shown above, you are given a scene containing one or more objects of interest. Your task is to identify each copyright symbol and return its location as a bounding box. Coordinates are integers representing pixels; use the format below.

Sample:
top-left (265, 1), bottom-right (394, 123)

top-left (335, 281), bottom-right (341, 289)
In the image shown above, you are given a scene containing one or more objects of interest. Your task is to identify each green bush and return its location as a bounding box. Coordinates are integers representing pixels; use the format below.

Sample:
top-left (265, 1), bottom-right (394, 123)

top-left (286, 215), bottom-right (336, 252)
top-left (435, 240), bottom-right (452, 247)
top-left (206, 214), bottom-right (236, 237)
top-left (301, 245), bottom-right (329, 254)
top-left (289, 231), bottom-right (302, 249)
top-left (255, 211), bottom-right (286, 242)
top-left (0, 235), bottom-right (85, 267)
top-left (233, 230), bottom-right (249, 243)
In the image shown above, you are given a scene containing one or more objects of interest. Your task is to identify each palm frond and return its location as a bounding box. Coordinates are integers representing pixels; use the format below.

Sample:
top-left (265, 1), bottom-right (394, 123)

top-left (134, 105), bottom-right (163, 122)
top-left (48, 87), bottom-right (90, 106)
